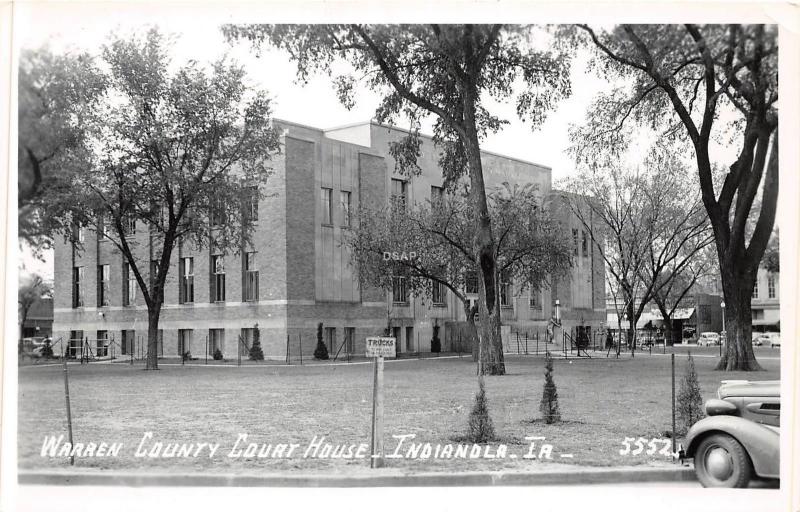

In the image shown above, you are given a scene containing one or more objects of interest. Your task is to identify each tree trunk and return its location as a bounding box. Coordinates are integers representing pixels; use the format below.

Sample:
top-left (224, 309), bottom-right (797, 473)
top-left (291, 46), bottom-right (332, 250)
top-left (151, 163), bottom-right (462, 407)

top-left (464, 302), bottom-right (480, 362)
top-left (625, 296), bottom-right (636, 357)
top-left (462, 93), bottom-right (504, 375)
top-left (145, 304), bottom-right (162, 370)
top-left (717, 265), bottom-right (762, 371)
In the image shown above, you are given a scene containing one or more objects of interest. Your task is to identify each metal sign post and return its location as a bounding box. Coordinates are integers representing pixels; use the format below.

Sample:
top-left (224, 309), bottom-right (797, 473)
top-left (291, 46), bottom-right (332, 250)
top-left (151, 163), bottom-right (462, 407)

top-left (366, 337), bottom-right (395, 469)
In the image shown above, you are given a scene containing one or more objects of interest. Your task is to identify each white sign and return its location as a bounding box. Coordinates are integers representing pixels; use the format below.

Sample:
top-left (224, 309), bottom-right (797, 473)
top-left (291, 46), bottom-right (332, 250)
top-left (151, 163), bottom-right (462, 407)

top-left (366, 337), bottom-right (396, 358)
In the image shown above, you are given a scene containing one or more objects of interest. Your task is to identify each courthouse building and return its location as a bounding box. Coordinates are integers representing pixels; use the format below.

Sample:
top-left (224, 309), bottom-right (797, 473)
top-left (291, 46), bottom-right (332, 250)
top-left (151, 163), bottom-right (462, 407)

top-left (52, 120), bottom-right (605, 360)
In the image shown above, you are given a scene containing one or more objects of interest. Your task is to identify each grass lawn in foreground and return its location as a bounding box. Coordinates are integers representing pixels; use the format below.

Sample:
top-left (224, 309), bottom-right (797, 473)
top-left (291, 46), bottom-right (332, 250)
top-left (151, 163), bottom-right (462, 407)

top-left (18, 349), bottom-right (780, 474)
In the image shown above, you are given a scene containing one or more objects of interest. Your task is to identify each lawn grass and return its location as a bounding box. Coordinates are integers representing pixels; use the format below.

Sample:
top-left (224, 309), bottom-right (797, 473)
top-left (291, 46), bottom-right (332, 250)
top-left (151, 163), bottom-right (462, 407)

top-left (17, 347), bottom-right (780, 475)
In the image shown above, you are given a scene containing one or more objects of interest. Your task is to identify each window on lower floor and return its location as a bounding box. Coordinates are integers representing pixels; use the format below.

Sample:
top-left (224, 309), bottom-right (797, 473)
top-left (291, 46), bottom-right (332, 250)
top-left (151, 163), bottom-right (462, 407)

top-left (392, 275), bottom-right (408, 304)
top-left (121, 330), bottom-right (135, 356)
top-left (767, 274), bottom-right (776, 299)
top-left (209, 329), bottom-right (225, 355)
top-left (344, 327), bottom-right (355, 354)
top-left (96, 330), bottom-right (108, 357)
top-left (325, 327), bottom-right (337, 353)
top-left (752, 283), bottom-right (759, 298)
top-left (69, 330), bottom-right (83, 358)
top-left (178, 329), bottom-right (193, 356)
top-left (752, 309), bottom-right (764, 321)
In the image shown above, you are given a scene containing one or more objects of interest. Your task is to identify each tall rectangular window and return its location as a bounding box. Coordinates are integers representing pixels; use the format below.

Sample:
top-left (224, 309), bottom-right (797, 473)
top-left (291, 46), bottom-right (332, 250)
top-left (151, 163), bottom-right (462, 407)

top-left (121, 330), bottom-right (135, 356)
top-left (344, 327), bottom-right (355, 354)
top-left (768, 274), bottom-right (776, 299)
top-left (392, 275), bottom-right (408, 304)
top-left (179, 257), bottom-right (194, 304)
top-left (321, 187), bottom-right (333, 225)
top-left (500, 270), bottom-right (512, 308)
top-left (244, 252), bottom-right (259, 301)
top-left (432, 279), bottom-right (447, 306)
top-left (209, 329), bottom-right (224, 355)
top-left (391, 179), bottom-right (407, 211)
top-left (97, 264), bottom-right (110, 307)
top-left (210, 198), bottom-right (226, 227)
top-left (572, 228), bottom-right (579, 256)
top-left (96, 330), bottom-right (108, 357)
top-left (465, 270), bottom-right (479, 295)
top-left (340, 191), bottom-right (352, 227)
top-left (752, 283), bottom-right (759, 298)
top-left (72, 222), bottom-right (84, 243)
top-left (178, 329), bottom-right (193, 356)
top-left (72, 266), bottom-right (84, 308)
top-left (324, 327), bottom-right (337, 352)
top-left (122, 261), bottom-right (136, 306)
top-left (150, 260), bottom-right (160, 291)
top-left (69, 330), bottom-right (83, 358)
top-left (122, 215), bottom-right (136, 237)
top-left (244, 186), bottom-right (259, 223)
top-left (582, 230), bottom-right (589, 257)
top-left (97, 215), bottom-right (108, 240)
top-left (529, 286), bottom-right (540, 309)
top-left (211, 255), bottom-right (225, 302)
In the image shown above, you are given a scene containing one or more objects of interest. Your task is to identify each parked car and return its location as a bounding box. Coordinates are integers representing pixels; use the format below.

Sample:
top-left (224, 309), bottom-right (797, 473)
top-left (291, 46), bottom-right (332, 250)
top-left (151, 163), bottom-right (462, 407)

top-left (681, 380), bottom-right (779, 488)
top-left (767, 333), bottom-right (781, 348)
top-left (754, 332), bottom-right (780, 348)
top-left (697, 332), bottom-right (721, 346)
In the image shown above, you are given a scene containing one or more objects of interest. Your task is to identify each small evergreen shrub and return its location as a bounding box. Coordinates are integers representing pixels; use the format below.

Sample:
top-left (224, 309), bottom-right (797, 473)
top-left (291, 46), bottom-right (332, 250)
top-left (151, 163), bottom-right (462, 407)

top-left (213, 348), bottom-right (224, 361)
top-left (467, 376), bottom-right (496, 443)
top-left (314, 322), bottom-right (329, 360)
top-left (431, 325), bottom-right (441, 353)
top-left (249, 327), bottom-right (265, 361)
top-left (539, 351), bottom-right (561, 424)
top-left (677, 352), bottom-right (704, 435)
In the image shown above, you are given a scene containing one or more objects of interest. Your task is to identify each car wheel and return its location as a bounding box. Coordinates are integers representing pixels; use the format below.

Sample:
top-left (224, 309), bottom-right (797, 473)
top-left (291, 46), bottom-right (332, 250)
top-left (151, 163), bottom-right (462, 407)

top-left (694, 433), bottom-right (753, 488)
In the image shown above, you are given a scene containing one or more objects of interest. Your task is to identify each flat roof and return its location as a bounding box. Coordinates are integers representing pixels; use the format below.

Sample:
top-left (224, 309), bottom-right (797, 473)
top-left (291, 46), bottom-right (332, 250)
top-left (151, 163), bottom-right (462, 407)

top-left (324, 120), bottom-right (552, 171)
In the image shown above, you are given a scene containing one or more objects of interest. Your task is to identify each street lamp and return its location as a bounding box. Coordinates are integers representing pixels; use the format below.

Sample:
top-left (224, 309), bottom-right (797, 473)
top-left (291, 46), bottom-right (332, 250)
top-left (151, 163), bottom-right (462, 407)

top-left (554, 300), bottom-right (561, 324)
top-left (720, 301), bottom-right (726, 357)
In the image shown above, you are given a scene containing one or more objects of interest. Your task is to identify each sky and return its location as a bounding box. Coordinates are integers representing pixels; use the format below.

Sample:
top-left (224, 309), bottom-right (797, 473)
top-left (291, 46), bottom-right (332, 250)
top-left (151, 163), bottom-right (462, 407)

top-left (13, 7), bottom-right (745, 281)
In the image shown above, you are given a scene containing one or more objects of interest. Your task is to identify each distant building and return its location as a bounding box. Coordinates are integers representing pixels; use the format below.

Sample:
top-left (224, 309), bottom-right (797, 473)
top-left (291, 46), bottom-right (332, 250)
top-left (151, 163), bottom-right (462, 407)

top-left (21, 297), bottom-right (53, 338)
top-left (52, 120), bottom-right (605, 359)
top-left (751, 267), bottom-right (780, 332)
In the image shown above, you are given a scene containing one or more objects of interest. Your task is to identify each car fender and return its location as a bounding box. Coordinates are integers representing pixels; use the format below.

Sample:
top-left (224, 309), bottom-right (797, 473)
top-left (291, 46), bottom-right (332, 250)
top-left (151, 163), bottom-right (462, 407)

top-left (684, 416), bottom-right (779, 478)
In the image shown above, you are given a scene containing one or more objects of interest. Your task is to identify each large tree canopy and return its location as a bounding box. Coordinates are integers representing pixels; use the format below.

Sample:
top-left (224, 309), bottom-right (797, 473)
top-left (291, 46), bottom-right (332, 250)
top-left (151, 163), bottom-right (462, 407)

top-left (569, 24), bottom-right (777, 370)
top-left (345, 182), bottom-right (572, 358)
top-left (18, 48), bottom-right (106, 250)
top-left (45, 29), bottom-right (281, 370)
top-left (224, 24), bottom-right (572, 374)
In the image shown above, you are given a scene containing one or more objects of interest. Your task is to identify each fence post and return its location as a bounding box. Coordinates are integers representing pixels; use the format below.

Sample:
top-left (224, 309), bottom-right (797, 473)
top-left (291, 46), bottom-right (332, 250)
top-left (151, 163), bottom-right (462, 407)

top-left (238, 335), bottom-right (242, 367)
top-left (536, 331), bottom-right (539, 356)
top-left (61, 345), bottom-right (75, 466)
top-left (299, 334), bottom-right (303, 365)
top-left (671, 353), bottom-right (677, 460)
top-left (286, 334), bottom-right (290, 365)
top-left (205, 335), bottom-right (208, 365)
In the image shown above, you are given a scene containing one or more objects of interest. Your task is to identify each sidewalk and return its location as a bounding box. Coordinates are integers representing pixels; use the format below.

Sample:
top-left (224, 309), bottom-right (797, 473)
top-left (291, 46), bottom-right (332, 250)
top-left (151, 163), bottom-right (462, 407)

top-left (18, 465), bottom-right (696, 487)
